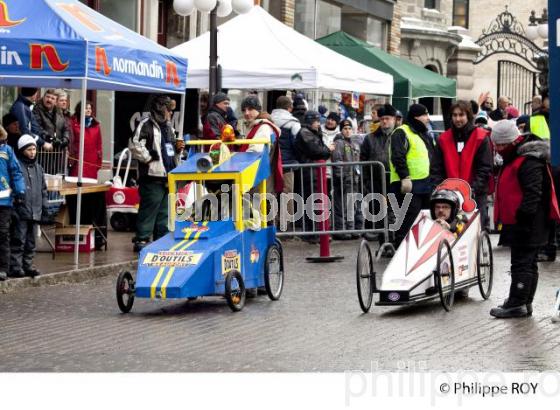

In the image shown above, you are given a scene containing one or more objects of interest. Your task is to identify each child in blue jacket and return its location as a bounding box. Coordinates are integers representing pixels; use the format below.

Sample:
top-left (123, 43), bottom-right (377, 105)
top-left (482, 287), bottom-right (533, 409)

top-left (0, 125), bottom-right (26, 281)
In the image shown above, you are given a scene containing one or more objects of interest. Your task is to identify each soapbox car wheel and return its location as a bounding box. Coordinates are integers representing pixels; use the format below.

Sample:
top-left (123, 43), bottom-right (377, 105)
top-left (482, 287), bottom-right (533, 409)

top-left (110, 213), bottom-right (129, 232)
top-left (225, 270), bottom-right (246, 312)
top-left (356, 240), bottom-right (375, 313)
top-left (116, 271), bottom-right (135, 313)
top-left (476, 231), bottom-right (494, 300)
top-left (265, 243), bottom-right (284, 300)
top-left (435, 239), bottom-right (455, 312)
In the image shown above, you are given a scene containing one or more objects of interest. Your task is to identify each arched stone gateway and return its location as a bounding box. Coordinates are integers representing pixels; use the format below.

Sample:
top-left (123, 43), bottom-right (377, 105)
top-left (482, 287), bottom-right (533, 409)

top-left (474, 7), bottom-right (547, 113)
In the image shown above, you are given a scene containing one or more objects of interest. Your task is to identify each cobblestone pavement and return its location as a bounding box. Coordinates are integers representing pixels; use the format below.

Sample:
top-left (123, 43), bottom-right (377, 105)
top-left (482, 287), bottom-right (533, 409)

top-left (1, 236), bottom-right (559, 372)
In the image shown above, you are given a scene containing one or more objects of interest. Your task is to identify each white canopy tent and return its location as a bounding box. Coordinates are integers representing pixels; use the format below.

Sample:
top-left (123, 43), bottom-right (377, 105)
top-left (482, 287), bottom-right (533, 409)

top-left (172, 6), bottom-right (393, 96)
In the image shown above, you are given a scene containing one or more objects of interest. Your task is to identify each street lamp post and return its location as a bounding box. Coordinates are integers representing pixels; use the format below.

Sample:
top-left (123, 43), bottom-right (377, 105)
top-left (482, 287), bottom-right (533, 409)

top-left (173, 0), bottom-right (254, 101)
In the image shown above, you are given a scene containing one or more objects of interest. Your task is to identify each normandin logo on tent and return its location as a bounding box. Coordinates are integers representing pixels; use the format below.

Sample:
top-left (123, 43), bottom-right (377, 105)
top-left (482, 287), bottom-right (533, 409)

top-left (0, 0), bottom-right (26, 31)
top-left (95, 46), bottom-right (181, 87)
top-left (29, 44), bottom-right (69, 72)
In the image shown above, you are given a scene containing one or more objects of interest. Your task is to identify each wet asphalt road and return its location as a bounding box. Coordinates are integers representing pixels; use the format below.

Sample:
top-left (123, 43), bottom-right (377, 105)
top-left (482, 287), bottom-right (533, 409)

top-left (1, 236), bottom-right (559, 372)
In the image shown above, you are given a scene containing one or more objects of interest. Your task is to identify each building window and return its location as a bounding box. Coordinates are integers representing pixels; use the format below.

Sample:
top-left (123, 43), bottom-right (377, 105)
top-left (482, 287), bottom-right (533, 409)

top-left (367, 17), bottom-right (387, 50)
top-left (452, 0), bottom-right (469, 28)
top-left (295, 0), bottom-right (341, 39)
top-left (424, 0), bottom-right (437, 9)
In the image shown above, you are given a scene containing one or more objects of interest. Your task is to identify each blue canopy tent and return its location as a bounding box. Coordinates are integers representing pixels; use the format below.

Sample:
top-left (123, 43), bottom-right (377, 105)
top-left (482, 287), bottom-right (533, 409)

top-left (0, 0), bottom-right (188, 264)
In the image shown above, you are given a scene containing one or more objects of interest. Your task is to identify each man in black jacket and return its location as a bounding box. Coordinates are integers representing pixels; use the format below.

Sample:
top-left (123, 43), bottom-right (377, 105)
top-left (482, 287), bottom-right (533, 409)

top-left (202, 92), bottom-right (230, 141)
top-left (360, 103), bottom-right (396, 243)
top-left (490, 120), bottom-right (559, 318)
top-left (129, 95), bottom-right (185, 252)
top-left (33, 89), bottom-right (70, 150)
top-left (294, 111), bottom-right (333, 243)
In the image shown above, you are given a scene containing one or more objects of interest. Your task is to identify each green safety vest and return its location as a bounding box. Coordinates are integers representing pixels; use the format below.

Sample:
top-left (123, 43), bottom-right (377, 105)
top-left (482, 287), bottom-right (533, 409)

top-left (530, 114), bottom-right (550, 140)
top-left (389, 124), bottom-right (430, 183)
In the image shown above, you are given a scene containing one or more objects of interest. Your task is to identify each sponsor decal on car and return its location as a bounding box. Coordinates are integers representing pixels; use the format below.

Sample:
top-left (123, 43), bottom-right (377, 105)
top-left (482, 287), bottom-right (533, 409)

top-left (143, 251), bottom-right (202, 267)
top-left (388, 292), bottom-right (401, 302)
top-left (222, 250), bottom-right (240, 275)
top-left (250, 245), bottom-right (260, 264)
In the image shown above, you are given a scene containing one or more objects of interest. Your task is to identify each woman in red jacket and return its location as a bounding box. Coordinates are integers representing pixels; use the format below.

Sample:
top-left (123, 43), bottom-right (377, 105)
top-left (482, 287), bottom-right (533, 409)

top-left (69, 101), bottom-right (102, 179)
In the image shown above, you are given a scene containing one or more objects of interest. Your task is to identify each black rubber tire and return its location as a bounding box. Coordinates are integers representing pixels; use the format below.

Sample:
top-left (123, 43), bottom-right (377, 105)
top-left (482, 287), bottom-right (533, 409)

top-left (476, 231), bottom-right (494, 300)
top-left (116, 271), bottom-right (135, 313)
top-left (435, 239), bottom-right (455, 312)
top-left (225, 270), bottom-right (246, 312)
top-left (265, 243), bottom-right (284, 300)
top-left (110, 213), bottom-right (129, 232)
top-left (356, 240), bottom-right (375, 313)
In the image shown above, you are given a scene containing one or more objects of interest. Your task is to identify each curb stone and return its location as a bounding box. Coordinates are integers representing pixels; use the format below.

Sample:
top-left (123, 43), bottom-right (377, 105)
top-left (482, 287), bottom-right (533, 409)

top-left (0, 260), bottom-right (137, 294)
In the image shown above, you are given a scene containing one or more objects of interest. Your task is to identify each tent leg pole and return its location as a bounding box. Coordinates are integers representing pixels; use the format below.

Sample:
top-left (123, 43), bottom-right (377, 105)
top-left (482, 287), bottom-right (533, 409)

top-left (74, 80), bottom-right (88, 266)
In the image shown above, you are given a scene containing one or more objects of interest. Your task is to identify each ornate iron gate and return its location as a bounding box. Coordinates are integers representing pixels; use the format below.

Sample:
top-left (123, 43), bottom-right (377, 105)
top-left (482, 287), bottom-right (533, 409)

top-left (475, 7), bottom-right (547, 114)
top-left (497, 60), bottom-right (537, 115)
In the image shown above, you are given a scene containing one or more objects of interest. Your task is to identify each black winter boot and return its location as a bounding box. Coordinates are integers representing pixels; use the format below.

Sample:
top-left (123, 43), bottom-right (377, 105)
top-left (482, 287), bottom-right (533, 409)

top-left (490, 273), bottom-right (532, 318)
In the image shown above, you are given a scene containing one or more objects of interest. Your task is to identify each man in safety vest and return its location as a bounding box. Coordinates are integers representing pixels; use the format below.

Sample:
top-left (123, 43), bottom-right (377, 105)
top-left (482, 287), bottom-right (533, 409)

top-left (389, 103), bottom-right (441, 247)
top-left (490, 120), bottom-right (560, 318)
top-left (434, 100), bottom-right (493, 229)
top-left (525, 98), bottom-right (550, 140)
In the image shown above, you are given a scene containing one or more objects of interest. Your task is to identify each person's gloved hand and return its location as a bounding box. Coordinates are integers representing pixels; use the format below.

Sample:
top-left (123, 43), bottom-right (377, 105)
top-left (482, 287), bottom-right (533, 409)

top-left (400, 177), bottom-right (413, 194)
top-left (14, 192), bottom-right (25, 206)
top-left (148, 149), bottom-right (160, 162)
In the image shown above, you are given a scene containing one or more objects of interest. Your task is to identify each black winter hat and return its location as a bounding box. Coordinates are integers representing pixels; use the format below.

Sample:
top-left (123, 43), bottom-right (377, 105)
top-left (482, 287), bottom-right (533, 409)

top-left (212, 92), bottom-right (230, 105)
top-left (21, 87), bottom-right (38, 97)
top-left (339, 119), bottom-right (352, 129)
top-left (2, 113), bottom-right (17, 128)
top-left (326, 112), bottom-right (340, 123)
top-left (377, 104), bottom-right (397, 117)
top-left (241, 95), bottom-right (262, 112)
top-left (408, 103), bottom-right (429, 118)
top-left (304, 110), bottom-right (321, 125)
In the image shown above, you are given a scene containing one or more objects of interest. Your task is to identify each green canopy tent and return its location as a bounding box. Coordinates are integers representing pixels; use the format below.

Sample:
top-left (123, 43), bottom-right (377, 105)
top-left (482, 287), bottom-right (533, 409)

top-left (316, 31), bottom-right (456, 116)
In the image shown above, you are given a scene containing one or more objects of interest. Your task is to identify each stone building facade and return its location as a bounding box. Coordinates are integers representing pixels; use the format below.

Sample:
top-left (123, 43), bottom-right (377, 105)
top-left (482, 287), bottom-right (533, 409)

top-left (396, 0), bottom-right (548, 113)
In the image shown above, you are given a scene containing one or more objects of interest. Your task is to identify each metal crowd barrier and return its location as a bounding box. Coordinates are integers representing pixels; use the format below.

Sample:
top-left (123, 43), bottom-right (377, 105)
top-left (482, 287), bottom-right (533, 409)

top-left (279, 161), bottom-right (394, 253)
top-left (37, 148), bottom-right (68, 212)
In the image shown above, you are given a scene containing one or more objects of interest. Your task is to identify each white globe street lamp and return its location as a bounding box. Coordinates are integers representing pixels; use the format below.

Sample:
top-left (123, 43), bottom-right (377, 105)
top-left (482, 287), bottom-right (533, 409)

top-left (173, 0), bottom-right (195, 16)
top-left (194, 0), bottom-right (217, 13)
top-left (174, 0), bottom-right (254, 99)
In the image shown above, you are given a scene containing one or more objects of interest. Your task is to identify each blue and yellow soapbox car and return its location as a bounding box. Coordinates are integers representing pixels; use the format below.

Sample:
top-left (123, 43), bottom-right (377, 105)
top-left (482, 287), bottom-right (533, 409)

top-left (116, 138), bottom-right (284, 312)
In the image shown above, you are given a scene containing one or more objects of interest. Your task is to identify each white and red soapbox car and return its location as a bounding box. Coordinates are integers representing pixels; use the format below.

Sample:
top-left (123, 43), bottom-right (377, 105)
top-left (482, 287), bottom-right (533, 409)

top-left (356, 179), bottom-right (494, 313)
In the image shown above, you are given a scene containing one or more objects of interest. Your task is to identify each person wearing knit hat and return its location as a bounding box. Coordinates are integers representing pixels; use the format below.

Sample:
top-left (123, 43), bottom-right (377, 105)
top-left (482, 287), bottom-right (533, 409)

top-left (516, 115), bottom-right (530, 133)
top-left (241, 95), bottom-right (262, 112)
top-left (2, 113), bottom-right (21, 150)
top-left (17, 134), bottom-right (36, 152)
top-left (388, 102), bottom-right (436, 247)
top-left (331, 118), bottom-right (363, 240)
top-left (239, 95), bottom-right (283, 196)
top-left (489, 119), bottom-right (560, 318)
top-left (294, 109), bottom-right (333, 244)
top-left (9, 133), bottom-right (47, 279)
top-left (203, 91), bottom-right (231, 141)
top-left (212, 92), bottom-right (230, 106)
top-left (360, 103), bottom-right (397, 247)
top-left (9, 88), bottom-right (51, 151)
top-left (322, 112), bottom-right (340, 147)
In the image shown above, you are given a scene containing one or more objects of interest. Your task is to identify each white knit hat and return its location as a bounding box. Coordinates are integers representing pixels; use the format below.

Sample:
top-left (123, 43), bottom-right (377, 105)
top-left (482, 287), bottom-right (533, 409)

top-left (491, 120), bottom-right (519, 145)
top-left (18, 134), bottom-right (37, 151)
